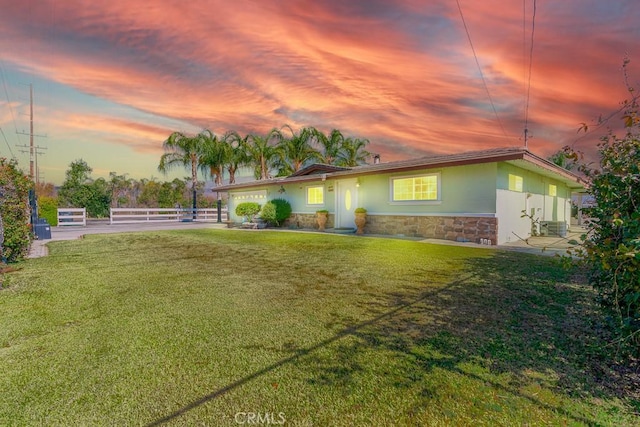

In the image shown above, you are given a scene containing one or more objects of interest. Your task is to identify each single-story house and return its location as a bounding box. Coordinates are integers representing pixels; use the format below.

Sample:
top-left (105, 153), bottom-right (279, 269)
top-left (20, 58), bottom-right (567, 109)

top-left (214, 147), bottom-right (586, 245)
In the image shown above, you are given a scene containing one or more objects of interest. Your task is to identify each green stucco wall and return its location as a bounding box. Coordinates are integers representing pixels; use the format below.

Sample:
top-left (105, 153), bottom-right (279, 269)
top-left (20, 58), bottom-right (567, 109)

top-left (496, 162), bottom-right (570, 197)
top-left (357, 162), bottom-right (498, 215)
top-left (227, 163), bottom-right (500, 218)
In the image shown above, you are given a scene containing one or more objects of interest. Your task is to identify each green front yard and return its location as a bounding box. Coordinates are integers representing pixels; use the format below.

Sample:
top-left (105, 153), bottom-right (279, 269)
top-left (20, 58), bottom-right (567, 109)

top-left (0, 230), bottom-right (637, 425)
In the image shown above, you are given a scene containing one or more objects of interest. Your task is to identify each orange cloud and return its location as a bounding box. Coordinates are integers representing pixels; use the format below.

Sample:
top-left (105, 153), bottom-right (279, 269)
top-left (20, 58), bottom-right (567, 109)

top-left (0, 0), bottom-right (638, 183)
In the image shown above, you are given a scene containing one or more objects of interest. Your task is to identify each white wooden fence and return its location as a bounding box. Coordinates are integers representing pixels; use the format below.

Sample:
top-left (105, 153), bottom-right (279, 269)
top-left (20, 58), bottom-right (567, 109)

top-left (109, 208), bottom-right (227, 224)
top-left (56, 207), bottom-right (227, 226)
top-left (57, 208), bottom-right (87, 226)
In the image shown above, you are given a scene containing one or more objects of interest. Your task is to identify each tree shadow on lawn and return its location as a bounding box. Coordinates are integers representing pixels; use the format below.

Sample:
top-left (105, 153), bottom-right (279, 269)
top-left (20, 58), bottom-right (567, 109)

top-left (147, 251), bottom-right (639, 425)
top-left (302, 250), bottom-right (639, 421)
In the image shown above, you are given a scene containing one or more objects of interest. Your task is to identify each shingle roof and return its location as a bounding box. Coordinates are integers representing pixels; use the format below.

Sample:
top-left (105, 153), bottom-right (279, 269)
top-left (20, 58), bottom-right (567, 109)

top-left (212, 147), bottom-right (586, 191)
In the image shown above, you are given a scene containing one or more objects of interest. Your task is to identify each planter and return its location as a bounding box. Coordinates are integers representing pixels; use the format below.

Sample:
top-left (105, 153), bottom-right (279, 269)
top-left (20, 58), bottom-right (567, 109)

top-left (316, 211), bottom-right (329, 231)
top-left (354, 212), bottom-right (367, 235)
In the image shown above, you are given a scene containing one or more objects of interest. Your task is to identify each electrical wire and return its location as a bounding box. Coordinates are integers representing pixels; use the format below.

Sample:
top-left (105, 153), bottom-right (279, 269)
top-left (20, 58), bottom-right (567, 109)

top-left (0, 127), bottom-right (17, 159)
top-left (0, 59), bottom-right (25, 146)
top-left (523, 0), bottom-right (537, 146)
top-left (455, 0), bottom-right (512, 141)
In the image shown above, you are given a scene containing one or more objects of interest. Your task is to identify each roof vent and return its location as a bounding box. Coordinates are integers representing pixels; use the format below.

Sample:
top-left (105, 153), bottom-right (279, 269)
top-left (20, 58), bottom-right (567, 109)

top-left (373, 154), bottom-right (381, 164)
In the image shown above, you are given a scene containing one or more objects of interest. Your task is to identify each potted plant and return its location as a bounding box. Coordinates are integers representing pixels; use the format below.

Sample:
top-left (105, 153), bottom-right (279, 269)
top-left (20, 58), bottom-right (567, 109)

top-left (316, 209), bottom-right (329, 231)
top-left (354, 207), bottom-right (367, 235)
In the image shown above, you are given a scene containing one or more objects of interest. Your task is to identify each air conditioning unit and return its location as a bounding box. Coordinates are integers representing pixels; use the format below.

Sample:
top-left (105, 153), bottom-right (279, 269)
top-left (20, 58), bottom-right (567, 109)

top-left (540, 221), bottom-right (567, 237)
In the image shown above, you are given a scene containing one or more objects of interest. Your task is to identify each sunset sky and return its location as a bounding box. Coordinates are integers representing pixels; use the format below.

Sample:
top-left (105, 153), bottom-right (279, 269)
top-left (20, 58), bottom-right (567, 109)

top-left (1, 0), bottom-right (639, 185)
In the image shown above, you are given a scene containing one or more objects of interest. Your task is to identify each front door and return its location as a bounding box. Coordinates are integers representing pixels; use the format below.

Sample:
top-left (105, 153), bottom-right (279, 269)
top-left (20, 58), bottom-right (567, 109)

top-left (336, 179), bottom-right (358, 228)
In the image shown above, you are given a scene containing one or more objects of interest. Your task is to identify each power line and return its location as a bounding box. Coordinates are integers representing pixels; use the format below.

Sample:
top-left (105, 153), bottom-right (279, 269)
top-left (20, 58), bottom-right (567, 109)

top-left (455, 0), bottom-right (512, 141)
top-left (0, 60), bottom-right (24, 146)
top-left (523, 0), bottom-right (537, 148)
top-left (0, 127), bottom-right (17, 159)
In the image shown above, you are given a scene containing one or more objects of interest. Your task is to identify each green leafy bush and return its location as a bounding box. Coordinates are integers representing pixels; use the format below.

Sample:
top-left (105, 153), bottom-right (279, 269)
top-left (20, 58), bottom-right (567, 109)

top-left (259, 198), bottom-right (292, 226)
top-left (566, 79), bottom-right (640, 356)
top-left (58, 160), bottom-right (111, 218)
top-left (355, 207), bottom-right (367, 214)
top-left (235, 202), bottom-right (261, 221)
top-left (38, 196), bottom-right (59, 226)
top-left (0, 158), bottom-right (33, 262)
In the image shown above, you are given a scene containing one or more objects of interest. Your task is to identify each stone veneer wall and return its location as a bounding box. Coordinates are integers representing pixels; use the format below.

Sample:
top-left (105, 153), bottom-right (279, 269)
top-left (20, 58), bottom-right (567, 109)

top-left (285, 213), bottom-right (334, 230)
top-left (365, 214), bottom-right (498, 245)
top-left (284, 213), bottom-right (498, 244)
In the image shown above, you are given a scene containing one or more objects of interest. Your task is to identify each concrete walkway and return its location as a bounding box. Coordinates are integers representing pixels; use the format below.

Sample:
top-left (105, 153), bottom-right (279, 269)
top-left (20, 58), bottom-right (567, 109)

top-left (417, 227), bottom-right (586, 257)
top-left (27, 221), bottom-right (586, 259)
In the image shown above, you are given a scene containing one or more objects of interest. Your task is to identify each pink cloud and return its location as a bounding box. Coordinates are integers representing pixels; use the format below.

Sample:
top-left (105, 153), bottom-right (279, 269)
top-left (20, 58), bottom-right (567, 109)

top-left (0, 0), bottom-right (639, 182)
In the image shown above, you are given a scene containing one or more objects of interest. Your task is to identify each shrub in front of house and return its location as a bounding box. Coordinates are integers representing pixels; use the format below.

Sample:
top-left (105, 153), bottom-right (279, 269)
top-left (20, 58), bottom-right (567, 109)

top-left (259, 202), bottom-right (276, 226)
top-left (259, 198), bottom-right (292, 227)
top-left (235, 202), bottom-right (261, 222)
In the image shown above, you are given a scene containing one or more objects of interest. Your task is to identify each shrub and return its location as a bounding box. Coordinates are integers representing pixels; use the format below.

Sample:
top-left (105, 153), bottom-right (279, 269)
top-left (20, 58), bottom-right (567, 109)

top-left (235, 202), bottom-right (261, 221)
top-left (38, 196), bottom-right (59, 226)
top-left (355, 207), bottom-right (367, 214)
top-left (0, 158), bottom-right (33, 262)
top-left (259, 202), bottom-right (276, 226)
top-left (565, 77), bottom-right (640, 357)
top-left (260, 198), bottom-right (292, 226)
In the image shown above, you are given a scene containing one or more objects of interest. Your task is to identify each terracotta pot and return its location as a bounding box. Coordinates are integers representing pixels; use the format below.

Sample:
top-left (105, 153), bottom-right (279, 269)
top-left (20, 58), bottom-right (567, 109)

top-left (316, 212), bottom-right (328, 231)
top-left (354, 212), bottom-right (366, 235)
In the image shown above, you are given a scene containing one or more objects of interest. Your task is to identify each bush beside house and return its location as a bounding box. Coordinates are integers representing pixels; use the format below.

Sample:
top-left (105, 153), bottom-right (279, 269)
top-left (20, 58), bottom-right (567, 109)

top-left (0, 158), bottom-right (33, 262)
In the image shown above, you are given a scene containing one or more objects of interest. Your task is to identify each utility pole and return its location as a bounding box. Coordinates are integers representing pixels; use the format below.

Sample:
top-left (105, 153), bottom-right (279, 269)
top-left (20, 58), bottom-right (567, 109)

top-left (16, 84), bottom-right (46, 182)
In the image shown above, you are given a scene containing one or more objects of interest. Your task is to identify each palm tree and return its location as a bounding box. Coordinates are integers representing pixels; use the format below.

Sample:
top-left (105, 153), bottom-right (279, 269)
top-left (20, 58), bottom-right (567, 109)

top-left (244, 128), bottom-right (283, 180)
top-left (221, 131), bottom-right (247, 184)
top-left (158, 131), bottom-right (205, 214)
top-left (314, 128), bottom-right (345, 165)
top-left (548, 149), bottom-right (576, 171)
top-left (198, 130), bottom-right (226, 186)
top-left (275, 125), bottom-right (321, 175)
top-left (336, 137), bottom-right (371, 167)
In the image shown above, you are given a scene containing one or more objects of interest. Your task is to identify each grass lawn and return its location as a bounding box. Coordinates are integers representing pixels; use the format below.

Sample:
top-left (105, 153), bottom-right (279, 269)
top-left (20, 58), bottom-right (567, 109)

top-left (0, 229), bottom-right (638, 426)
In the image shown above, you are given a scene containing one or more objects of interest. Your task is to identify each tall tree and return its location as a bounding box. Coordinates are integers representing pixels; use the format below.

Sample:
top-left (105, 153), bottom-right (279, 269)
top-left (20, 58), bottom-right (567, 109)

top-left (58, 160), bottom-right (111, 218)
top-left (314, 128), bottom-right (345, 165)
top-left (108, 172), bottom-right (132, 208)
top-left (222, 131), bottom-right (247, 185)
top-left (199, 130), bottom-right (226, 185)
top-left (275, 125), bottom-right (321, 175)
top-left (336, 137), bottom-right (371, 167)
top-left (158, 131), bottom-right (205, 214)
top-left (244, 128), bottom-right (282, 180)
top-left (548, 149), bottom-right (577, 171)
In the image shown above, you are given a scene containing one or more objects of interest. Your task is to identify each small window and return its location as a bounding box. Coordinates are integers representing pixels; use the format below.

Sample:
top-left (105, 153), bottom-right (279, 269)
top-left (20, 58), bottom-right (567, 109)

top-left (392, 174), bottom-right (439, 201)
top-left (508, 174), bottom-right (523, 192)
top-left (307, 186), bottom-right (324, 205)
top-left (548, 184), bottom-right (557, 197)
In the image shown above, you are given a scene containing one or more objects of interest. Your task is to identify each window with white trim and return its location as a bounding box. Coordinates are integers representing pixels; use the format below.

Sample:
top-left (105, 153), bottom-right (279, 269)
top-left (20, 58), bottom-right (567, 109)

top-left (508, 174), bottom-right (523, 192)
top-left (391, 174), bottom-right (439, 201)
top-left (307, 186), bottom-right (324, 205)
